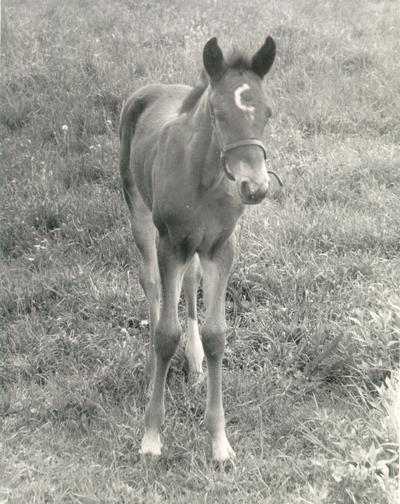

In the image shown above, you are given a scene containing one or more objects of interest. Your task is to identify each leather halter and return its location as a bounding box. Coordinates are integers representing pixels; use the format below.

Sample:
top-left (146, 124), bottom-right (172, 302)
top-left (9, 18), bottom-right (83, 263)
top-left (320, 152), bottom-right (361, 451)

top-left (208, 101), bottom-right (283, 187)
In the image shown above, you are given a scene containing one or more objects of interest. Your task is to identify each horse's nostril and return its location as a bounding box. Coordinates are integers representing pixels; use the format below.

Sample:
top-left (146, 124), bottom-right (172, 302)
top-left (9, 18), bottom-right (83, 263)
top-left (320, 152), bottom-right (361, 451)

top-left (241, 181), bottom-right (250, 197)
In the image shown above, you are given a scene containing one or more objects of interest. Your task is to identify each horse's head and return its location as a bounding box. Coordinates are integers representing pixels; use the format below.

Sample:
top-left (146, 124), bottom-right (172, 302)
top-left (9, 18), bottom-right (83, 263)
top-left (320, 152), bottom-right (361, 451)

top-left (203, 36), bottom-right (276, 205)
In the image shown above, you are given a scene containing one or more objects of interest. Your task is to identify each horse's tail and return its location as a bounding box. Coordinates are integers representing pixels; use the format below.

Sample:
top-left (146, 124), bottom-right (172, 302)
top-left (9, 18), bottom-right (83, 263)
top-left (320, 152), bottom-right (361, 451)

top-left (119, 94), bottom-right (146, 211)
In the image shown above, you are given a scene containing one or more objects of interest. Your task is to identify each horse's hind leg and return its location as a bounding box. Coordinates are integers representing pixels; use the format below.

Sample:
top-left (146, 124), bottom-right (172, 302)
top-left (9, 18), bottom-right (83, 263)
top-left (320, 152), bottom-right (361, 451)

top-left (183, 254), bottom-right (204, 381)
top-left (128, 185), bottom-right (160, 379)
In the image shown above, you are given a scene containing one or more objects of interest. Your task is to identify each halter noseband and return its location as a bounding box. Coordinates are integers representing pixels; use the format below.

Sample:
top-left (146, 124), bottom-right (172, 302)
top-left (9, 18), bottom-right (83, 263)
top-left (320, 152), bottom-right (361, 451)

top-left (208, 102), bottom-right (283, 187)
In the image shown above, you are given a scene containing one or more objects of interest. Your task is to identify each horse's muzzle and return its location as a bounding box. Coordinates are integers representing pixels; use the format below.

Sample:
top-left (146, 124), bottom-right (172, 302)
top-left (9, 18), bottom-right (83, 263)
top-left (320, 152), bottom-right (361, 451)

top-left (238, 179), bottom-right (269, 205)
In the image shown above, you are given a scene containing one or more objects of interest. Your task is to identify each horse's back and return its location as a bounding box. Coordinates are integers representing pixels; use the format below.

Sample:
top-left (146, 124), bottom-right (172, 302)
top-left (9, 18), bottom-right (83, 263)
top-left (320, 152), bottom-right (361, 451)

top-left (122, 83), bottom-right (190, 131)
top-left (121, 82), bottom-right (191, 162)
top-left (120, 83), bottom-right (191, 210)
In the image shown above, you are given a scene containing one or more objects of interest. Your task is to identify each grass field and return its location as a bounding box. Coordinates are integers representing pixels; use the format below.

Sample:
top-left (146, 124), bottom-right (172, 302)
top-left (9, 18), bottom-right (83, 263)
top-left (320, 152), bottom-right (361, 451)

top-left (1, 0), bottom-right (399, 502)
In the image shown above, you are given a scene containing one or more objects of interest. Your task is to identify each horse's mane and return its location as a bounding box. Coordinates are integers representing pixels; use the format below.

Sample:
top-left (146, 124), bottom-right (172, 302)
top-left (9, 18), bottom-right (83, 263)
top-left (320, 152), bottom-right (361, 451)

top-left (179, 48), bottom-right (252, 114)
top-left (180, 71), bottom-right (208, 113)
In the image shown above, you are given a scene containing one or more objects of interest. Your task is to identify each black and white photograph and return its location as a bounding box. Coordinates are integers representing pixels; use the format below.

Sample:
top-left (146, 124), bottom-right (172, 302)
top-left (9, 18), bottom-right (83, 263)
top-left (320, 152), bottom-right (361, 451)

top-left (1, 0), bottom-right (399, 502)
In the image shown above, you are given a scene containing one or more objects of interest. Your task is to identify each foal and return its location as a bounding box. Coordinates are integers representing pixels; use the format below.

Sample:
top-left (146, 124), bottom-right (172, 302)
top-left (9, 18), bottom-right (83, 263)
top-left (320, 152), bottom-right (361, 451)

top-left (119, 36), bottom-right (276, 462)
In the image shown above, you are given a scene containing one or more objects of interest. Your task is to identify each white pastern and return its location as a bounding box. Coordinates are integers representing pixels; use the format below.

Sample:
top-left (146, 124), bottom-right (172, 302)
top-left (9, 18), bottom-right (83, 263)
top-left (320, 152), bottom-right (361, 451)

top-left (140, 431), bottom-right (162, 456)
top-left (212, 433), bottom-right (236, 462)
top-left (185, 318), bottom-right (204, 376)
top-left (234, 83), bottom-right (255, 121)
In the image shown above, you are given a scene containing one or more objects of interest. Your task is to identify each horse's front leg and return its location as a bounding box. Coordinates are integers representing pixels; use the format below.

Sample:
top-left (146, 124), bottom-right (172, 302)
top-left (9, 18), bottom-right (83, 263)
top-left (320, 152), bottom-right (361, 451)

top-left (200, 236), bottom-right (236, 462)
top-left (140, 236), bottom-right (187, 456)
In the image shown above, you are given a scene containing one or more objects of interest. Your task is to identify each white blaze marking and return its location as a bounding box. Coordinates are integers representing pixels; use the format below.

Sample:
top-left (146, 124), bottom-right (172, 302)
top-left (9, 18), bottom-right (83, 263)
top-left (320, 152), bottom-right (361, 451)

top-left (234, 83), bottom-right (255, 120)
top-left (185, 318), bottom-right (204, 376)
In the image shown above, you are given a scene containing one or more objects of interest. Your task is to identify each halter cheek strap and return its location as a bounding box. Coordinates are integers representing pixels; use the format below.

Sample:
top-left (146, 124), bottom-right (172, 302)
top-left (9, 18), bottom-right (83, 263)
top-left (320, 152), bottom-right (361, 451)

top-left (209, 103), bottom-right (283, 187)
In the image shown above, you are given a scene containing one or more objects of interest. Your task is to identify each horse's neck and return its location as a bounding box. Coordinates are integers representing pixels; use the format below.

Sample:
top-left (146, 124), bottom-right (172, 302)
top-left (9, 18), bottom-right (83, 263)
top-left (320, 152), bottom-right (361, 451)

top-left (184, 89), bottom-right (224, 189)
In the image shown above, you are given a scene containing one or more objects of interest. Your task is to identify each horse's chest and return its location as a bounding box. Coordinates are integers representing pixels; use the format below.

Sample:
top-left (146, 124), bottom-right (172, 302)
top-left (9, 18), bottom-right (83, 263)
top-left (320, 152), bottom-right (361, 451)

top-left (176, 199), bottom-right (241, 257)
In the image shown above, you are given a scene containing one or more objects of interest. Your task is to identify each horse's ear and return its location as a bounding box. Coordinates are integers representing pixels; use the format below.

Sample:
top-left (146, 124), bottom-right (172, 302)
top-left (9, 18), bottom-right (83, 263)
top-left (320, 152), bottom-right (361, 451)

top-left (251, 36), bottom-right (276, 79)
top-left (203, 37), bottom-right (225, 81)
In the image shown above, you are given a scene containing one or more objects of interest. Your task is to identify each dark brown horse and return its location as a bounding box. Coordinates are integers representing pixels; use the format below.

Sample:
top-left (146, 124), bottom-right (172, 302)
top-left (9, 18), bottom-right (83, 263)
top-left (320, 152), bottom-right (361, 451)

top-left (119, 36), bottom-right (276, 462)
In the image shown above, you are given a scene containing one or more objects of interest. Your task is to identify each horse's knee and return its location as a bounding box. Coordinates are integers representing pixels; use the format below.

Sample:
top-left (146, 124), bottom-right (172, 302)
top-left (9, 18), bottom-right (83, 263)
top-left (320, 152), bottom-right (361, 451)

top-left (201, 322), bottom-right (226, 360)
top-left (139, 268), bottom-right (159, 302)
top-left (154, 321), bottom-right (181, 361)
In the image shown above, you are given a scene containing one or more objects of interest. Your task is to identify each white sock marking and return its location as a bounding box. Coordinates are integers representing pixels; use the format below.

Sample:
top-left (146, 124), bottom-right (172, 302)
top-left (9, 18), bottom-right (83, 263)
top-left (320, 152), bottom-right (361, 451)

top-left (185, 318), bottom-right (204, 375)
top-left (140, 430), bottom-right (162, 456)
top-left (212, 432), bottom-right (236, 462)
